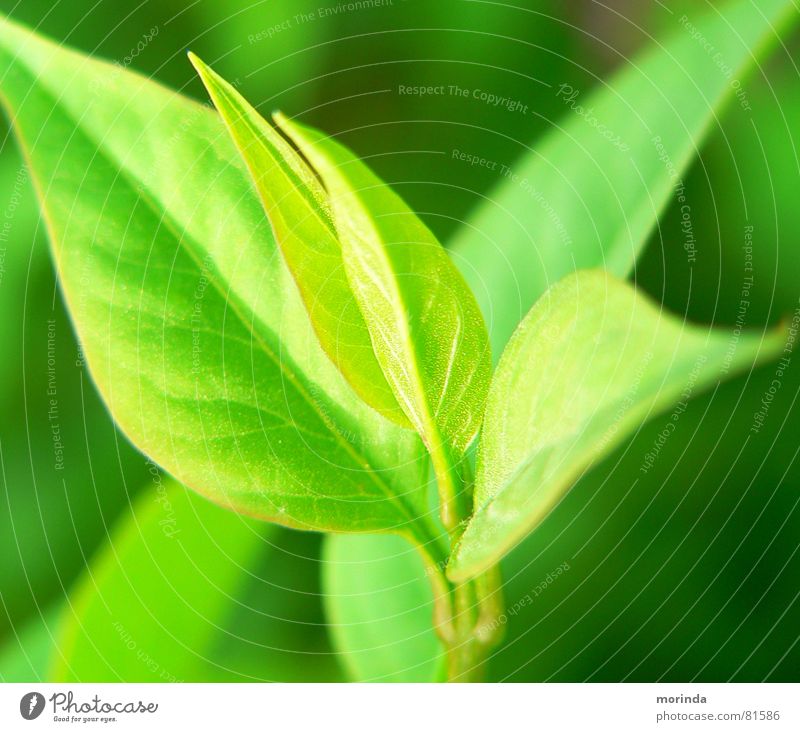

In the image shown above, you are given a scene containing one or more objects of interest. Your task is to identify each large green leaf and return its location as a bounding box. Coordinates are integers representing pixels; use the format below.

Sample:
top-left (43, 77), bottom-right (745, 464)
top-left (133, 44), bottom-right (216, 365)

top-left (322, 533), bottom-right (444, 682)
top-left (0, 16), bottom-right (436, 540)
top-left (188, 53), bottom-right (408, 428)
top-left (448, 270), bottom-right (788, 581)
top-left (52, 478), bottom-right (342, 681)
top-left (450, 0), bottom-right (799, 355)
top-left (275, 113), bottom-right (492, 527)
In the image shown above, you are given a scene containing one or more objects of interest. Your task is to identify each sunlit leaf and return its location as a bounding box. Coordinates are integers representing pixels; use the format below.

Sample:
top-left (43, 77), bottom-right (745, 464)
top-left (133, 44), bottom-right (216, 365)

top-left (448, 270), bottom-right (789, 580)
top-left (0, 16), bottom-right (436, 540)
top-left (188, 53), bottom-right (409, 428)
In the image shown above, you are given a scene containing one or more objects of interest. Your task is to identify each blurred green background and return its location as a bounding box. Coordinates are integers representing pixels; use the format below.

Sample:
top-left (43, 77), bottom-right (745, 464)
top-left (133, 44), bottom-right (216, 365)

top-left (0, 0), bottom-right (798, 681)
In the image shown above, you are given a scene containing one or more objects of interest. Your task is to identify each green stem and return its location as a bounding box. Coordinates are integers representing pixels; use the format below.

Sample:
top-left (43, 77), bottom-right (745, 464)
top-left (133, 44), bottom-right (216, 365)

top-left (412, 447), bottom-right (505, 682)
top-left (444, 575), bottom-right (501, 681)
top-left (429, 436), bottom-right (471, 536)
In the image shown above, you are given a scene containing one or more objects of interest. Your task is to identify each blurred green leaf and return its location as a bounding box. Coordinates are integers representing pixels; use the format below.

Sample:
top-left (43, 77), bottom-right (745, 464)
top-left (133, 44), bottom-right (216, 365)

top-left (323, 533), bottom-right (444, 682)
top-left (639, 57), bottom-right (800, 327)
top-left (53, 478), bottom-right (342, 682)
top-left (449, 270), bottom-right (788, 580)
top-left (0, 16), bottom-right (434, 538)
top-left (189, 54), bottom-right (408, 428)
top-left (450, 0), bottom-right (799, 355)
top-left (0, 149), bottom-right (36, 400)
top-left (0, 605), bottom-right (60, 681)
top-left (0, 145), bottom-right (149, 639)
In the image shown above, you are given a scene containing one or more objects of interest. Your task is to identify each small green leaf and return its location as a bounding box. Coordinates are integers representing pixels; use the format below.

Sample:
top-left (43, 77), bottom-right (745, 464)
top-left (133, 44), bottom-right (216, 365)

top-left (275, 113), bottom-right (492, 526)
top-left (322, 534), bottom-right (444, 682)
top-left (448, 270), bottom-right (788, 581)
top-left (450, 0), bottom-right (799, 355)
top-left (188, 53), bottom-right (409, 428)
top-left (52, 479), bottom-right (342, 682)
top-left (0, 16), bottom-right (434, 539)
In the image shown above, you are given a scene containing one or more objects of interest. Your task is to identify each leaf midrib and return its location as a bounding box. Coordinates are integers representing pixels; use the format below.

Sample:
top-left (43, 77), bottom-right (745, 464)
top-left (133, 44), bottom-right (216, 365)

top-left (335, 183), bottom-right (444, 452)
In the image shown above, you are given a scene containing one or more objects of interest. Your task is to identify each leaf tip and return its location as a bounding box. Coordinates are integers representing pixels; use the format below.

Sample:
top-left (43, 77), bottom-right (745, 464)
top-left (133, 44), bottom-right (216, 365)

top-left (186, 50), bottom-right (202, 70)
top-left (186, 51), bottom-right (215, 87)
top-left (272, 110), bottom-right (291, 132)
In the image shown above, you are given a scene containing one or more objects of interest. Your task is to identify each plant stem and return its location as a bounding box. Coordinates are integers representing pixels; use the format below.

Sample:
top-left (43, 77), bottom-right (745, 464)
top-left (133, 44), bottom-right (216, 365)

top-left (443, 571), bottom-right (504, 681)
top-left (414, 447), bottom-right (505, 682)
top-left (428, 436), bottom-right (471, 536)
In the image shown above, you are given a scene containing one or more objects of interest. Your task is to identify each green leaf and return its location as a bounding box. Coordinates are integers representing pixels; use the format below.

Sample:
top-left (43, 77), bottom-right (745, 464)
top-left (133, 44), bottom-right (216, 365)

top-left (448, 270), bottom-right (789, 581)
top-left (449, 0), bottom-right (799, 355)
top-left (53, 478), bottom-right (343, 682)
top-left (274, 113), bottom-right (492, 526)
top-left (322, 533), bottom-right (444, 682)
top-left (187, 53), bottom-right (409, 428)
top-left (0, 16), bottom-right (435, 540)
